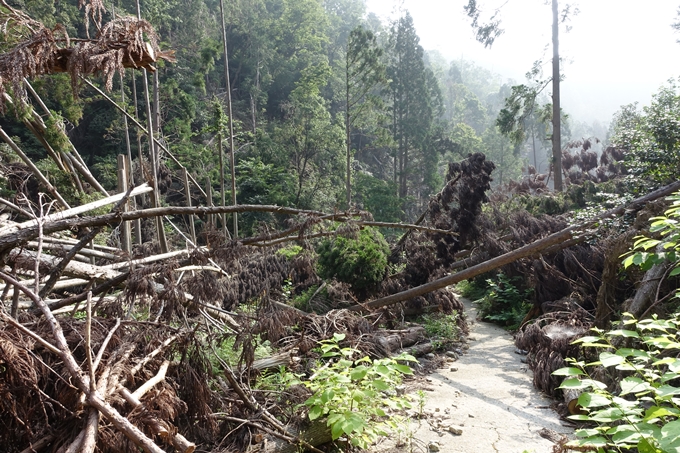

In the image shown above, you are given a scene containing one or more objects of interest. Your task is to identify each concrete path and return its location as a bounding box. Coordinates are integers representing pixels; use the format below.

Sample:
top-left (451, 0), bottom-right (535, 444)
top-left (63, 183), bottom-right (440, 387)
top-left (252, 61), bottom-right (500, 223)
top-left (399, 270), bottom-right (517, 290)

top-left (373, 298), bottom-right (573, 453)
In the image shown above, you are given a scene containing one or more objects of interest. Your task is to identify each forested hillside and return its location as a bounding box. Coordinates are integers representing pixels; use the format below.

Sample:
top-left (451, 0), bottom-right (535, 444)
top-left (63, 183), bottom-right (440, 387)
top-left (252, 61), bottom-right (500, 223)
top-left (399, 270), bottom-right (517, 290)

top-left (1, 0), bottom-right (531, 230)
top-left (2, 0), bottom-right (680, 452)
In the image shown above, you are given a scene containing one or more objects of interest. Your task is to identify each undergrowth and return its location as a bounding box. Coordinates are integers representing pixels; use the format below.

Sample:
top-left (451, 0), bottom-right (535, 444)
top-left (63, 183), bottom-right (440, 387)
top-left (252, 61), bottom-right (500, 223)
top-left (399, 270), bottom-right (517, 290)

top-left (459, 273), bottom-right (531, 330)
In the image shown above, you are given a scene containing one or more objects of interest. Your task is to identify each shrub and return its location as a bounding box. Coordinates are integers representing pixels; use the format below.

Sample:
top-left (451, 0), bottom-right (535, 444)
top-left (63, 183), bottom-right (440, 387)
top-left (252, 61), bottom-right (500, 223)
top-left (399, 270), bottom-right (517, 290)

top-left (554, 314), bottom-right (680, 452)
top-left (316, 227), bottom-right (390, 291)
top-left (303, 334), bottom-right (415, 449)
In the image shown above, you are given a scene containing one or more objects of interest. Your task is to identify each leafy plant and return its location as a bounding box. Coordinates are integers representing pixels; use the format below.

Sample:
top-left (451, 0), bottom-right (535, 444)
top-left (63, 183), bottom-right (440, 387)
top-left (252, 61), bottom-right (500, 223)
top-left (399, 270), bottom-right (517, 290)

top-left (275, 244), bottom-right (303, 260)
top-left (420, 312), bottom-right (460, 349)
top-left (554, 314), bottom-right (680, 452)
top-left (622, 192), bottom-right (680, 290)
top-left (303, 333), bottom-right (415, 449)
top-left (316, 227), bottom-right (390, 291)
top-left (473, 273), bottom-right (532, 329)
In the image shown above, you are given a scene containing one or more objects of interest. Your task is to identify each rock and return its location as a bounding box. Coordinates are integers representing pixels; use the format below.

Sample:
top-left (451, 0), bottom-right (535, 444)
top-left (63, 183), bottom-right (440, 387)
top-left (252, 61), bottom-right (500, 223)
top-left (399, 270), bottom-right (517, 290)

top-left (468, 414), bottom-right (474, 418)
top-left (434, 407), bottom-right (440, 412)
top-left (450, 367), bottom-right (458, 372)
top-left (446, 425), bottom-right (463, 435)
top-left (427, 441), bottom-right (440, 452)
top-left (445, 350), bottom-right (459, 359)
top-left (395, 385), bottom-right (406, 395)
top-left (425, 353), bottom-right (436, 360)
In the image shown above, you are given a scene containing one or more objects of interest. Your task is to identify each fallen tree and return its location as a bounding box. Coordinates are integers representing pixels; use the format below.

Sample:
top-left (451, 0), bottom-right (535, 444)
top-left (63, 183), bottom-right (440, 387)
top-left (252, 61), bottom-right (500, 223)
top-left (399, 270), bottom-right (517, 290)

top-left (350, 180), bottom-right (680, 312)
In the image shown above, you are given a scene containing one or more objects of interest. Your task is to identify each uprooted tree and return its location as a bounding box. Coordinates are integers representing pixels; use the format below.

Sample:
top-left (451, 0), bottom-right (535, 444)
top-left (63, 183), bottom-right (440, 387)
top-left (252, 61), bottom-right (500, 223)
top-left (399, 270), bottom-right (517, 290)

top-left (2, 1), bottom-right (680, 452)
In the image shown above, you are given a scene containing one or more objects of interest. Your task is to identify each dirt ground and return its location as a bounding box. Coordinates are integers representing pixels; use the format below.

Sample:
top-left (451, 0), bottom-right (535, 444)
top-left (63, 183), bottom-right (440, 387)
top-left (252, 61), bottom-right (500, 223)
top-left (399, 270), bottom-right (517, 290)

top-left (372, 297), bottom-right (574, 453)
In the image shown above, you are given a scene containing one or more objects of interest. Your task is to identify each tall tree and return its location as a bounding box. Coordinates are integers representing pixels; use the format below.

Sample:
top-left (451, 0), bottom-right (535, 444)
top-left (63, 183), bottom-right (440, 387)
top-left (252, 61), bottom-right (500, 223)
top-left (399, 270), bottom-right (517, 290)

top-left (465, 0), bottom-right (576, 191)
top-left (387, 13), bottom-right (442, 205)
top-left (344, 25), bottom-right (386, 206)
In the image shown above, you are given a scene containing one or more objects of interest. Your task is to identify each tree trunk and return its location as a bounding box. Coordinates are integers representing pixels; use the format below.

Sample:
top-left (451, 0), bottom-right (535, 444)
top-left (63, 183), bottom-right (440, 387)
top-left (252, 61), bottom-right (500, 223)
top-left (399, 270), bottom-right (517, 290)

top-left (626, 244), bottom-right (669, 318)
top-left (551, 0), bottom-right (563, 192)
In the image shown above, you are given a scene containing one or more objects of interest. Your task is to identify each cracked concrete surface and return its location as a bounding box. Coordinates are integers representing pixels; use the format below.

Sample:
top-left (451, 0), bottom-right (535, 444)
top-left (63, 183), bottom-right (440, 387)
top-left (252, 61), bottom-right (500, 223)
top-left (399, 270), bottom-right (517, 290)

top-left (372, 297), bottom-right (573, 453)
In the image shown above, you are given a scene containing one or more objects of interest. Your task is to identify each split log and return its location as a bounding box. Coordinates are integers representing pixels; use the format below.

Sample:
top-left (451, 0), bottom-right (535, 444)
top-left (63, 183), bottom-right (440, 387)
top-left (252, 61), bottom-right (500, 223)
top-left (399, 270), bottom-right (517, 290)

top-left (374, 326), bottom-right (427, 353)
top-left (400, 342), bottom-right (434, 357)
top-left (250, 351), bottom-right (299, 372)
top-left (0, 183), bottom-right (152, 237)
top-left (625, 245), bottom-right (671, 318)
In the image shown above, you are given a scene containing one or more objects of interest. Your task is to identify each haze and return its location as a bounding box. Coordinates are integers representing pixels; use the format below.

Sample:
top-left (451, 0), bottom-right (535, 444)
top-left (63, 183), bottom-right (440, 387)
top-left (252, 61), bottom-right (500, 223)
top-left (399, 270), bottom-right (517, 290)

top-left (364, 0), bottom-right (680, 127)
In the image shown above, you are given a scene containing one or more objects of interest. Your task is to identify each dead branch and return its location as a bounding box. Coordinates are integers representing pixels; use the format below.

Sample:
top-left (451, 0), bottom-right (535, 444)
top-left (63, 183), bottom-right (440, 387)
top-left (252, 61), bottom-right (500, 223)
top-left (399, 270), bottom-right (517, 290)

top-left (0, 272), bottom-right (171, 453)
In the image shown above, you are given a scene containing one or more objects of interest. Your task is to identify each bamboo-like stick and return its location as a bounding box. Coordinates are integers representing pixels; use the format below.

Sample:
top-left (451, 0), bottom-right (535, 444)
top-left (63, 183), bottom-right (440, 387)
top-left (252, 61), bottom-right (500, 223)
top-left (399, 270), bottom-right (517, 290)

top-left (82, 78), bottom-right (207, 199)
top-left (0, 127), bottom-right (70, 209)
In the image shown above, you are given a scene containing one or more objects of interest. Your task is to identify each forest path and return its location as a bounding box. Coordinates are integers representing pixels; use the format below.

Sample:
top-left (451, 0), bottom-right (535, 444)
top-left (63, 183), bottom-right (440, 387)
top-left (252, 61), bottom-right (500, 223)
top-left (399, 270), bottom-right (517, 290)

top-left (373, 297), bottom-right (573, 453)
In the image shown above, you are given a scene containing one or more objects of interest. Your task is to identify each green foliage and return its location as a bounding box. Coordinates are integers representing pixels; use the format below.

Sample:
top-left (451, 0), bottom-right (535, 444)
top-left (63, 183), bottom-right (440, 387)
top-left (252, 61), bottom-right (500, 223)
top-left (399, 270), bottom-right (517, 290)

top-left (554, 314), bottom-right (680, 452)
top-left (275, 244), bottom-right (303, 260)
top-left (353, 173), bottom-right (402, 223)
top-left (316, 227), bottom-right (389, 290)
top-left (472, 273), bottom-right (532, 329)
top-left (210, 335), bottom-right (273, 370)
top-left (303, 333), bottom-right (415, 449)
top-left (611, 79), bottom-right (680, 184)
top-left (622, 191), bottom-right (680, 296)
top-left (236, 157), bottom-right (296, 235)
top-left (420, 312), bottom-right (460, 350)
top-left (289, 284), bottom-right (323, 312)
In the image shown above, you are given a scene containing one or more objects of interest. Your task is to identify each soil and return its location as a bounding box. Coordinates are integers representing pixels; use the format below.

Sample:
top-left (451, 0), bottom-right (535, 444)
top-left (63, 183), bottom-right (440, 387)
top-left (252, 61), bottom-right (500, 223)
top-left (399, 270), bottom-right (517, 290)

top-left (372, 297), bottom-right (574, 453)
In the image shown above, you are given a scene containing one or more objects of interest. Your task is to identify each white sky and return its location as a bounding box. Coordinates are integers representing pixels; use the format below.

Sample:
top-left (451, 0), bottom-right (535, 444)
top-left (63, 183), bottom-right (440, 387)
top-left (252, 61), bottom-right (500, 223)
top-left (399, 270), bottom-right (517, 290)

top-left (364, 0), bottom-right (680, 126)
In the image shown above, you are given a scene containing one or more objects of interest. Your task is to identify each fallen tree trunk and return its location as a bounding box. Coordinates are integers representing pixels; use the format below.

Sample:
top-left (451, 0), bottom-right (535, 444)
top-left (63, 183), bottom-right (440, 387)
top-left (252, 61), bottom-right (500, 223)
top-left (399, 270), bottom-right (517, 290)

top-left (350, 180), bottom-right (680, 312)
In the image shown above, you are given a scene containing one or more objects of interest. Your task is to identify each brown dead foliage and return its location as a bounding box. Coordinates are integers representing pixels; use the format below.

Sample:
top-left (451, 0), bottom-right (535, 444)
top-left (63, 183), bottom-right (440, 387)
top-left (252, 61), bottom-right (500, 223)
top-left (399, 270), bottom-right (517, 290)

top-left (515, 301), bottom-right (592, 399)
top-left (0, 1), bottom-right (173, 113)
top-left (0, 313), bottom-right (200, 452)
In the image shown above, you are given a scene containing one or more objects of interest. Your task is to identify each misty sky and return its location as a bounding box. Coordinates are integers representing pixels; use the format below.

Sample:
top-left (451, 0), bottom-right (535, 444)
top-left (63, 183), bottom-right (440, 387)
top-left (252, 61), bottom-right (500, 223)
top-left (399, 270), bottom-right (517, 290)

top-left (364, 0), bottom-right (680, 127)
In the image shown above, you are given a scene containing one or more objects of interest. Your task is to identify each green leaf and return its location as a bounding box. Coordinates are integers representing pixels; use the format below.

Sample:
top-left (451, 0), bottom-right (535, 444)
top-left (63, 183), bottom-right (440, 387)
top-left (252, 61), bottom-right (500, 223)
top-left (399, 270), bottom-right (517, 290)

top-left (656, 385), bottom-right (680, 399)
top-left (575, 428), bottom-right (600, 438)
top-left (659, 420), bottom-right (680, 452)
top-left (352, 389), bottom-right (365, 402)
top-left (638, 438), bottom-right (663, 453)
top-left (372, 379), bottom-right (389, 391)
top-left (333, 333), bottom-right (346, 342)
top-left (589, 407), bottom-right (626, 423)
top-left (350, 366), bottom-right (368, 381)
top-left (553, 367), bottom-right (586, 376)
top-left (609, 425), bottom-right (642, 445)
top-left (620, 377), bottom-right (653, 396)
top-left (578, 393), bottom-right (611, 408)
top-left (392, 363), bottom-right (413, 375)
top-left (644, 405), bottom-right (680, 422)
top-left (308, 405), bottom-right (323, 421)
top-left (320, 389), bottom-right (335, 404)
top-left (600, 352), bottom-right (626, 367)
top-left (616, 348), bottom-right (651, 359)
top-left (607, 329), bottom-right (640, 338)
top-left (567, 436), bottom-right (608, 448)
top-left (559, 378), bottom-right (588, 390)
top-left (331, 420), bottom-right (345, 440)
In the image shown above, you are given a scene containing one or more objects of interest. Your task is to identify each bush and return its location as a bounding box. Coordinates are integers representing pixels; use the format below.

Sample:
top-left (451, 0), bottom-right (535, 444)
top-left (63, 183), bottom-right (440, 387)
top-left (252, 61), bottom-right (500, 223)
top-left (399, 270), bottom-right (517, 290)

top-left (303, 334), bottom-right (415, 449)
top-left (317, 227), bottom-right (390, 291)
